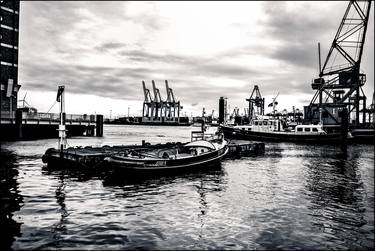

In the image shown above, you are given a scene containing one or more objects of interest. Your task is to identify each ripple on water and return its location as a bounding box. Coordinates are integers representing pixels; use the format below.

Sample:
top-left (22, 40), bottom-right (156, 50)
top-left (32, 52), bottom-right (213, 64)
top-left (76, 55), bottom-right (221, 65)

top-left (1, 126), bottom-right (373, 250)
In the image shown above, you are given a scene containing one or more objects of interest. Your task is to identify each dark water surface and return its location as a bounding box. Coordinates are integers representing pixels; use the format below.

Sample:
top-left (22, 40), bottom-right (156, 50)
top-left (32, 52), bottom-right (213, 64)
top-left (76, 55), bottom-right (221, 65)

top-left (1, 125), bottom-right (374, 250)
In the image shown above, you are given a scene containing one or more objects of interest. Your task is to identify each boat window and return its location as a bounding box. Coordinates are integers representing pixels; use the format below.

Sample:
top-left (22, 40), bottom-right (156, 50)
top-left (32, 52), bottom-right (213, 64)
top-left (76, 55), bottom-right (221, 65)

top-left (297, 128), bottom-right (303, 132)
top-left (312, 128), bottom-right (318, 132)
top-left (254, 121), bottom-right (258, 126)
top-left (270, 121), bottom-right (273, 125)
top-left (305, 128), bottom-right (311, 132)
top-left (263, 121), bottom-right (267, 125)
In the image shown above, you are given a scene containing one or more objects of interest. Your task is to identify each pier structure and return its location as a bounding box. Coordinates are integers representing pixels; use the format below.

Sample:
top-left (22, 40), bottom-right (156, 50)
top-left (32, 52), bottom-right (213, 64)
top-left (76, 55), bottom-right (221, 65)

top-left (305, 0), bottom-right (372, 129)
top-left (246, 85), bottom-right (264, 120)
top-left (0, 111), bottom-right (103, 140)
top-left (142, 80), bottom-right (182, 124)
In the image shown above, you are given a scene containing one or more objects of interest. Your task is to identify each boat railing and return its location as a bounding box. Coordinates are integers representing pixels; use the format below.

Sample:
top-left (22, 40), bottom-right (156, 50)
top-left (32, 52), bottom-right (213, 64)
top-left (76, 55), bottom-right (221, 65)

top-left (191, 131), bottom-right (216, 141)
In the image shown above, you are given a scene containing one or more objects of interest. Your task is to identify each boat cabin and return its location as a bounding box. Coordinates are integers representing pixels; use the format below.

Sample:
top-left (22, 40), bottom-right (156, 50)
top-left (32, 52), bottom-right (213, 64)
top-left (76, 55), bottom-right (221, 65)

top-left (234, 119), bottom-right (283, 132)
top-left (233, 118), bottom-right (326, 134)
top-left (294, 124), bottom-right (326, 134)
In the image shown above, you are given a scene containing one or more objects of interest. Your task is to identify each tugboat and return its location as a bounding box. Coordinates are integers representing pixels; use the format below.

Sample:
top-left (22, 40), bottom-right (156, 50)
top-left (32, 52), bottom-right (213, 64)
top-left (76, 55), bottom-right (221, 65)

top-left (221, 90), bottom-right (348, 144)
top-left (220, 116), bottom-right (344, 144)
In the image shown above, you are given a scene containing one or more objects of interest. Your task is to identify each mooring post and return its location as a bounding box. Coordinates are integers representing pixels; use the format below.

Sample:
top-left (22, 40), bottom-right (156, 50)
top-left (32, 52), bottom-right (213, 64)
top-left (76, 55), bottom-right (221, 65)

top-left (341, 108), bottom-right (348, 145)
top-left (96, 114), bottom-right (103, 137)
top-left (15, 109), bottom-right (23, 139)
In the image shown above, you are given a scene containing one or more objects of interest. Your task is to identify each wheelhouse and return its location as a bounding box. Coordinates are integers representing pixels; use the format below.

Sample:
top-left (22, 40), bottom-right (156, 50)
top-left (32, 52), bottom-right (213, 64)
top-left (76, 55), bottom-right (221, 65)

top-left (294, 124), bottom-right (326, 134)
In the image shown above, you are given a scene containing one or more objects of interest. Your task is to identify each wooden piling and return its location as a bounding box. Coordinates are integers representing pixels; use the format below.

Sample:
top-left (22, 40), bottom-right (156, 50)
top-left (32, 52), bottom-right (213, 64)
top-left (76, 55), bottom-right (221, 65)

top-left (15, 109), bottom-right (23, 139)
top-left (96, 114), bottom-right (103, 137)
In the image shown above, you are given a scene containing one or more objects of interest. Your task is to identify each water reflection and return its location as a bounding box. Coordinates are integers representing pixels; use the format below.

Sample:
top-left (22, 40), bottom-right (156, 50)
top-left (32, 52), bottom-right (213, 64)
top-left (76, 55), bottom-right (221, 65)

top-left (41, 165), bottom-right (104, 182)
top-left (51, 173), bottom-right (69, 248)
top-left (102, 164), bottom-right (225, 188)
top-left (304, 146), bottom-right (372, 249)
top-left (0, 150), bottom-right (23, 250)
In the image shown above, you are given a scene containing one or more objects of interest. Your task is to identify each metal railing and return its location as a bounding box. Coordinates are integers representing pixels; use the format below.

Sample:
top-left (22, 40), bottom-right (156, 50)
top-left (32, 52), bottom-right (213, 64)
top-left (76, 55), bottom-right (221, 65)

top-left (191, 131), bottom-right (216, 141)
top-left (0, 111), bottom-right (16, 119)
top-left (24, 112), bottom-right (97, 122)
top-left (1, 111), bottom-right (96, 123)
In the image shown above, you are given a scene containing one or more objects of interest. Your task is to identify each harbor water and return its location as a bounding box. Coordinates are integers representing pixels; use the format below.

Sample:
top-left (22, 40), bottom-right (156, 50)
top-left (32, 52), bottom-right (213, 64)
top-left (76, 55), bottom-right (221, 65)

top-left (1, 125), bottom-right (374, 250)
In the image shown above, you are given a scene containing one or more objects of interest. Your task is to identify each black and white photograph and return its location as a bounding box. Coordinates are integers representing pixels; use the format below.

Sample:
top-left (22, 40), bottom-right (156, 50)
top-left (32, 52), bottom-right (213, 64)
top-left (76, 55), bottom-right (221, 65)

top-left (1, 1), bottom-right (374, 250)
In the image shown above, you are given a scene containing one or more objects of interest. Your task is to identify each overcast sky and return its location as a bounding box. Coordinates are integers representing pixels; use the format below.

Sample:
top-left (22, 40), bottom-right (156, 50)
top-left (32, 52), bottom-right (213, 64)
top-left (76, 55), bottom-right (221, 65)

top-left (18, 1), bottom-right (374, 118)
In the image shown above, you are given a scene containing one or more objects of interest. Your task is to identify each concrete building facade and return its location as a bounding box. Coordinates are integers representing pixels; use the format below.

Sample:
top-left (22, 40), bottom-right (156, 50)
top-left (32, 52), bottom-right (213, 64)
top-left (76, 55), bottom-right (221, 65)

top-left (1, 0), bottom-right (20, 117)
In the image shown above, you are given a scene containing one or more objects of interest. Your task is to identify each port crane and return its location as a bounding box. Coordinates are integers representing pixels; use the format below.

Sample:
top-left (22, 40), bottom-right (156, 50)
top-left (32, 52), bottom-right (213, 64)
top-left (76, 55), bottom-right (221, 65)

top-left (268, 92), bottom-right (279, 116)
top-left (142, 81), bottom-right (153, 118)
top-left (165, 80), bottom-right (182, 121)
top-left (142, 80), bottom-right (182, 123)
top-left (246, 85), bottom-right (265, 120)
top-left (152, 80), bottom-right (163, 121)
top-left (305, 0), bottom-right (372, 127)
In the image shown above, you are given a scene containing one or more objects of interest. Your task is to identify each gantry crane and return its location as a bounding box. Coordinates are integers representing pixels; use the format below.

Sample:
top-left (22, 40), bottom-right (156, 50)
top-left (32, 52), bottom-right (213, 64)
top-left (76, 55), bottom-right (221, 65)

top-left (142, 81), bottom-right (153, 119)
top-left (305, 0), bottom-right (372, 128)
top-left (165, 80), bottom-right (182, 122)
top-left (142, 80), bottom-right (182, 123)
top-left (246, 85), bottom-right (264, 120)
top-left (152, 80), bottom-right (163, 121)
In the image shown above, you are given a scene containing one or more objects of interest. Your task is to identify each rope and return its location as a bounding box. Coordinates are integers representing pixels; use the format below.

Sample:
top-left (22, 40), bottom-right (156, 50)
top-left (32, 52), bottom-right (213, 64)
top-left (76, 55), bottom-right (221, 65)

top-left (47, 100), bottom-right (57, 113)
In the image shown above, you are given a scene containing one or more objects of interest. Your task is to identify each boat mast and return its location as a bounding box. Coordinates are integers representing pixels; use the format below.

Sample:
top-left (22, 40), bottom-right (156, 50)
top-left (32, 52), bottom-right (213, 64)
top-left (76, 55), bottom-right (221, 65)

top-left (56, 85), bottom-right (66, 153)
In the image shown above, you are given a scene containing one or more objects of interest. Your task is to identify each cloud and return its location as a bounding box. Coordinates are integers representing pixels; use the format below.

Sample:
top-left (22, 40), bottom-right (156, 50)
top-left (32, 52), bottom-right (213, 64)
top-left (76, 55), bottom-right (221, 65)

top-left (18, 1), bottom-right (374, 116)
top-left (94, 42), bottom-right (128, 53)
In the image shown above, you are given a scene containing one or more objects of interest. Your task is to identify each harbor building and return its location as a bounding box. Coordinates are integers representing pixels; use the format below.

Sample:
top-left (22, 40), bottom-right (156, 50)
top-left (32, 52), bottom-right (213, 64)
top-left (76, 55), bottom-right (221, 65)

top-left (0, 0), bottom-right (103, 140)
top-left (0, 0), bottom-right (20, 117)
